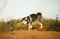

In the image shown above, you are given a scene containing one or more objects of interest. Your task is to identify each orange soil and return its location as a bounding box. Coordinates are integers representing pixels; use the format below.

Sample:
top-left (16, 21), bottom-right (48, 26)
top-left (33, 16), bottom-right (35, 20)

top-left (0, 30), bottom-right (60, 39)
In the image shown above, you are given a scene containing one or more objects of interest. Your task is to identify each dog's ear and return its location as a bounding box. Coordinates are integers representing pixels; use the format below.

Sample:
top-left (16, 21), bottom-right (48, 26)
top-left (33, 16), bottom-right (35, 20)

top-left (36, 12), bottom-right (42, 16)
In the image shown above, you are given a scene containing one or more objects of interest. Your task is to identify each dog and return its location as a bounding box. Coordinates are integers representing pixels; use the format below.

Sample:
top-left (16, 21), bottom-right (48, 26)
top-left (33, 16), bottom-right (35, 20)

top-left (21, 12), bottom-right (43, 30)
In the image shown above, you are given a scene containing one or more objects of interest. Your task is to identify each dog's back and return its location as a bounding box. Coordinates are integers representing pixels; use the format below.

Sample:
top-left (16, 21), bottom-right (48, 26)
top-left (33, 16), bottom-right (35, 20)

top-left (21, 12), bottom-right (43, 30)
top-left (29, 12), bottom-right (42, 22)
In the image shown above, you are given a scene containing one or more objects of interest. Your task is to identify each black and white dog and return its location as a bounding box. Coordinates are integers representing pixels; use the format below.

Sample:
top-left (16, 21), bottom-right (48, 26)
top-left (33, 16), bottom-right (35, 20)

top-left (21, 12), bottom-right (43, 30)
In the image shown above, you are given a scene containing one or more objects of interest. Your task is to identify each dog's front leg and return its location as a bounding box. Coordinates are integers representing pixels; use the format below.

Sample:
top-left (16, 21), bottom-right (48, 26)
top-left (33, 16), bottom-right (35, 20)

top-left (28, 23), bottom-right (32, 30)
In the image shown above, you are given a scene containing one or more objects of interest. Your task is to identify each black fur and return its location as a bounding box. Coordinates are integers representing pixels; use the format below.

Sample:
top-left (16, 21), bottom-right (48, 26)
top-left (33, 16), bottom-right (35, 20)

top-left (22, 12), bottom-right (42, 26)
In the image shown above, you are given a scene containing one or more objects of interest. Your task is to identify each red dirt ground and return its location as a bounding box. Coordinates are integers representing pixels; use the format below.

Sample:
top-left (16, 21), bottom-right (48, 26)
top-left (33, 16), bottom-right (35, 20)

top-left (0, 30), bottom-right (60, 39)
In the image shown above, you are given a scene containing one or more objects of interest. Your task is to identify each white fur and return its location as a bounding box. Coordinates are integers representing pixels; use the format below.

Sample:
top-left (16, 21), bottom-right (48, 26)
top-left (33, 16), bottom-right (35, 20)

top-left (39, 22), bottom-right (43, 28)
top-left (22, 20), bottom-right (27, 24)
top-left (28, 23), bottom-right (32, 30)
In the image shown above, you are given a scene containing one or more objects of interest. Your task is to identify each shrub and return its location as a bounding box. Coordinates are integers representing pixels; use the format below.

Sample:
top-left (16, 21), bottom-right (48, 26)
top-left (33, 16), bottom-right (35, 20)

top-left (42, 18), bottom-right (60, 32)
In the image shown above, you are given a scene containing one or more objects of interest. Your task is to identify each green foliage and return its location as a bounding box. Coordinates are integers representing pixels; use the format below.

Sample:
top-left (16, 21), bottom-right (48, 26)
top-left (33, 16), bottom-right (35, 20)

top-left (0, 18), bottom-right (60, 32)
top-left (32, 21), bottom-right (41, 29)
top-left (0, 21), bottom-right (10, 32)
top-left (42, 18), bottom-right (60, 32)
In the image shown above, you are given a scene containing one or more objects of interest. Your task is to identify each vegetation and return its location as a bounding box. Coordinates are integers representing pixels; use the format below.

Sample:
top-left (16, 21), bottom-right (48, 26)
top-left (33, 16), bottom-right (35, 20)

top-left (0, 16), bottom-right (60, 32)
top-left (42, 18), bottom-right (60, 31)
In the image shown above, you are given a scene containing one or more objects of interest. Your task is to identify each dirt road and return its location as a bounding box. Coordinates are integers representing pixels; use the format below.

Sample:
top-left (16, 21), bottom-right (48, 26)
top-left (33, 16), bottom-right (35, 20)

top-left (0, 30), bottom-right (60, 39)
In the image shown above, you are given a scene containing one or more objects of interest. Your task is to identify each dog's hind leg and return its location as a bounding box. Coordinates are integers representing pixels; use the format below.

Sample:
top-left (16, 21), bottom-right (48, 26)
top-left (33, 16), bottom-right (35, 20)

top-left (39, 22), bottom-right (43, 28)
